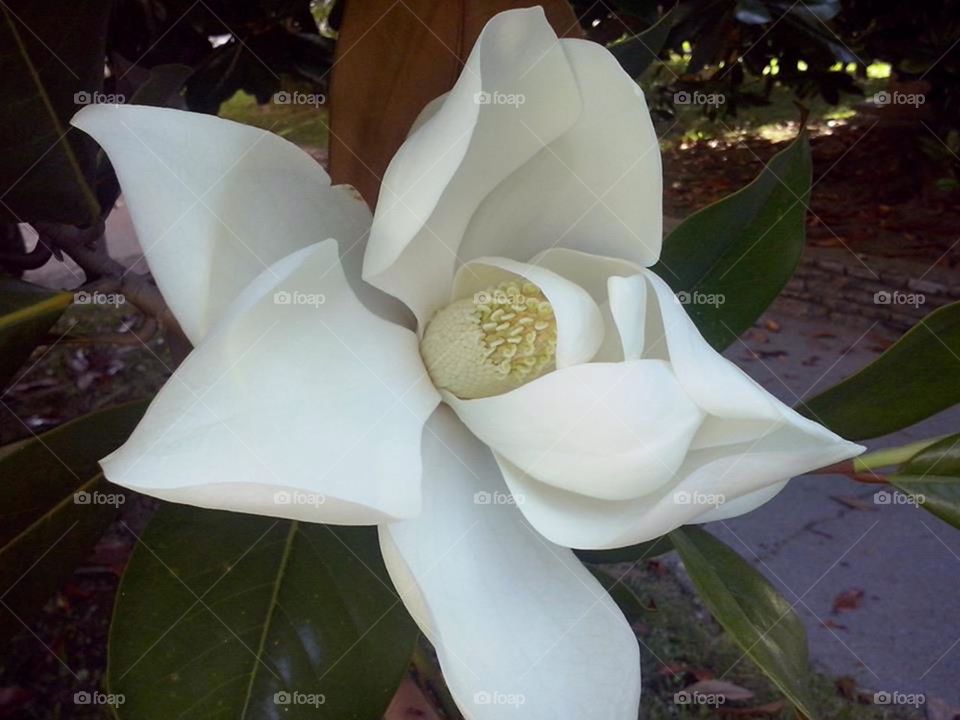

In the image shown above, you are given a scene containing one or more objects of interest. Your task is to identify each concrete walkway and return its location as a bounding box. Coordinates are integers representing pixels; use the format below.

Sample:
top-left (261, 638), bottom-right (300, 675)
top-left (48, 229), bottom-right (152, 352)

top-left (713, 308), bottom-right (960, 709)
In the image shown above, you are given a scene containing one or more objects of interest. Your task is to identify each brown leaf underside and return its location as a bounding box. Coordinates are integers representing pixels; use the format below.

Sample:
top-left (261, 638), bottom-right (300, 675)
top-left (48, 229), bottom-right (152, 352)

top-left (328, 0), bottom-right (583, 205)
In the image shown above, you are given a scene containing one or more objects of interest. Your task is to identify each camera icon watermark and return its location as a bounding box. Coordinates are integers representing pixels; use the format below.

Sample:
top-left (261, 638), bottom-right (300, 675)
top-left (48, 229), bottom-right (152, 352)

top-left (673, 490), bottom-right (725, 508)
top-left (273, 690), bottom-right (326, 707)
top-left (74, 91), bottom-right (125, 106)
top-left (473, 690), bottom-right (526, 707)
top-left (674, 690), bottom-right (726, 707)
top-left (273, 90), bottom-right (326, 107)
top-left (74, 490), bottom-right (125, 507)
top-left (273, 491), bottom-right (326, 507)
top-left (473, 490), bottom-right (524, 506)
top-left (873, 490), bottom-right (925, 507)
top-left (873, 91), bottom-right (925, 108)
top-left (474, 90), bottom-right (526, 107)
top-left (674, 90), bottom-right (726, 107)
top-left (273, 290), bottom-right (326, 307)
top-left (73, 690), bottom-right (125, 706)
top-left (675, 290), bottom-right (725, 308)
top-left (74, 290), bottom-right (126, 307)
top-left (873, 690), bottom-right (925, 707)
top-left (873, 290), bottom-right (925, 308)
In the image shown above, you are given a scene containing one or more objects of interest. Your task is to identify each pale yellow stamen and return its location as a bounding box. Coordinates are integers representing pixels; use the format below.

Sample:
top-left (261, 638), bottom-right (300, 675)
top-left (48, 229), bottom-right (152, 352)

top-left (420, 280), bottom-right (558, 399)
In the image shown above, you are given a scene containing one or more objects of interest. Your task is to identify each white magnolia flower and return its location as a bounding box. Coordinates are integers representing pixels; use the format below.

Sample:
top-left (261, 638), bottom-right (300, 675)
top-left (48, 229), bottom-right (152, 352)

top-left (73, 8), bottom-right (862, 719)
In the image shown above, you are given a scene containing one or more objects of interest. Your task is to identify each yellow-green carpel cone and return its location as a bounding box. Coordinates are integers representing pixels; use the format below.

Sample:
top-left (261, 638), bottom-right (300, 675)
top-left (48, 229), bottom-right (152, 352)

top-left (420, 280), bottom-right (559, 399)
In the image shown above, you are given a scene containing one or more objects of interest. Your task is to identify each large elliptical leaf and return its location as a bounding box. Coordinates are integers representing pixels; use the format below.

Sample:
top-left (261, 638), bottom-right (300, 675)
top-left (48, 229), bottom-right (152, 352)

top-left (890, 433), bottom-right (960, 529)
top-left (652, 131), bottom-right (812, 350)
top-left (109, 505), bottom-right (417, 719)
top-left (670, 526), bottom-right (818, 718)
top-left (0, 277), bottom-right (72, 390)
top-left (0, 400), bottom-right (147, 642)
top-left (0, 0), bottom-right (109, 224)
top-left (800, 301), bottom-right (960, 440)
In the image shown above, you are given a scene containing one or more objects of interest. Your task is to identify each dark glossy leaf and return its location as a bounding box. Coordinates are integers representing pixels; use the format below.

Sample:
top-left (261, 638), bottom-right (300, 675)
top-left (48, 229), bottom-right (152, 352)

top-left (652, 130), bottom-right (812, 350)
top-left (610, 8), bottom-right (675, 78)
top-left (575, 534), bottom-right (672, 564)
top-left (588, 566), bottom-right (653, 619)
top-left (670, 526), bottom-right (817, 718)
top-left (0, 0), bottom-right (110, 224)
top-left (0, 277), bottom-right (72, 390)
top-left (109, 506), bottom-right (416, 719)
top-left (890, 433), bottom-right (960, 529)
top-left (800, 301), bottom-right (960, 440)
top-left (0, 400), bottom-right (147, 642)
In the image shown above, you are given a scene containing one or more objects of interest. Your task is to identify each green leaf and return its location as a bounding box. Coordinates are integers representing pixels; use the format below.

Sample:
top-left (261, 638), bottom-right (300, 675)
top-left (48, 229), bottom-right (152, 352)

top-left (575, 534), bottom-right (672, 564)
top-left (0, 400), bottom-right (148, 642)
top-left (0, 277), bottom-right (72, 389)
top-left (0, 0), bottom-right (110, 224)
top-left (610, 9), bottom-right (674, 78)
top-left (652, 130), bottom-right (812, 350)
top-left (800, 301), bottom-right (960, 440)
top-left (109, 505), bottom-right (417, 719)
top-left (890, 433), bottom-right (960, 529)
top-left (588, 566), bottom-right (655, 620)
top-left (670, 526), bottom-right (818, 718)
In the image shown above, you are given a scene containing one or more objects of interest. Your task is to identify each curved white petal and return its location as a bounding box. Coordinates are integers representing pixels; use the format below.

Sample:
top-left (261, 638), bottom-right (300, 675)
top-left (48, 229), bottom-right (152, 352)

top-left (460, 38), bottom-right (662, 272)
top-left (496, 269), bottom-right (862, 549)
top-left (608, 275), bottom-right (648, 360)
top-left (70, 104), bottom-right (405, 344)
top-left (363, 8), bottom-right (581, 326)
top-left (451, 256), bottom-right (604, 368)
top-left (447, 361), bottom-right (704, 501)
top-left (531, 248), bottom-right (646, 362)
top-left (101, 240), bottom-right (439, 524)
top-left (380, 407), bottom-right (640, 720)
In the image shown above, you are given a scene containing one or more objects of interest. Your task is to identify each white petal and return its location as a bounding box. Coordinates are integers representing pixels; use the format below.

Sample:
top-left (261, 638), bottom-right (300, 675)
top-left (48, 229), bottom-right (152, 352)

top-left (70, 104), bottom-right (404, 344)
top-left (608, 275), bottom-right (648, 360)
top-left (460, 38), bottom-right (662, 273)
top-left (501, 425), bottom-right (858, 549)
top-left (380, 407), bottom-right (640, 720)
top-left (530, 248), bottom-right (646, 362)
top-left (101, 240), bottom-right (439, 524)
top-left (497, 269), bottom-right (862, 549)
top-left (447, 361), bottom-right (704, 501)
top-left (362, 8), bottom-right (582, 325)
top-left (451, 256), bottom-right (604, 368)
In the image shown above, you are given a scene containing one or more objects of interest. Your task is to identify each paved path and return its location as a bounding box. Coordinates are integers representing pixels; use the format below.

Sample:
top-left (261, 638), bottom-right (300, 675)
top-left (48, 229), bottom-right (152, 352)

top-left (713, 309), bottom-right (960, 708)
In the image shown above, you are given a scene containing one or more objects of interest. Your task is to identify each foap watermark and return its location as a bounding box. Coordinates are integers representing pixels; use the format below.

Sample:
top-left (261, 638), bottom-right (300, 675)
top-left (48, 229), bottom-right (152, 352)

top-left (474, 90), bottom-right (525, 107)
top-left (873, 489), bottom-right (925, 507)
top-left (874, 691), bottom-right (926, 708)
top-left (873, 91), bottom-right (925, 108)
top-left (273, 290), bottom-right (326, 307)
top-left (674, 90), bottom-right (726, 107)
top-left (74, 290), bottom-right (126, 307)
top-left (273, 690), bottom-right (326, 708)
top-left (673, 490), bottom-right (725, 508)
top-left (273, 90), bottom-right (326, 107)
top-left (674, 690), bottom-right (726, 707)
top-left (675, 290), bottom-right (725, 308)
top-left (873, 290), bottom-right (925, 308)
top-left (474, 490), bottom-right (524, 506)
top-left (473, 691), bottom-right (526, 707)
top-left (74, 91), bottom-right (125, 106)
top-left (74, 690), bottom-right (125, 707)
top-left (273, 491), bottom-right (326, 507)
top-left (74, 490), bottom-right (125, 507)
top-left (474, 289), bottom-right (527, 306)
